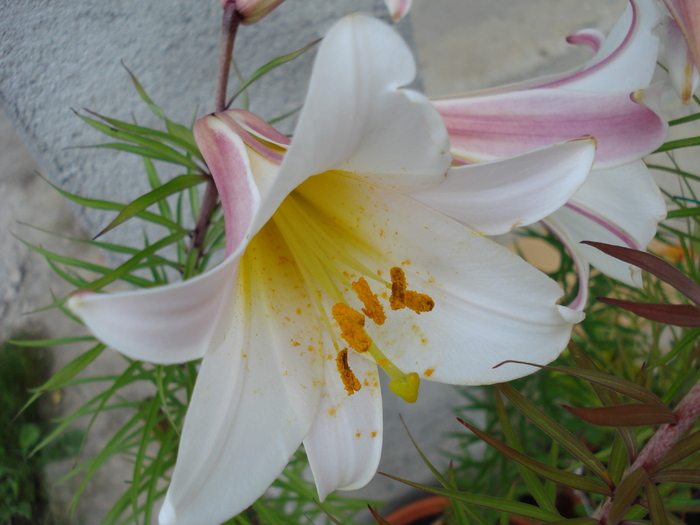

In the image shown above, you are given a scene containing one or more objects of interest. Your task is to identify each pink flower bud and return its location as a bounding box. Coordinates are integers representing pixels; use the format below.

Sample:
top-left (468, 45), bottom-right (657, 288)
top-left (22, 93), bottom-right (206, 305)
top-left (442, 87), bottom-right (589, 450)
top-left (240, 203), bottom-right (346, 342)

top-left (223, 0), bottom-right (286, 24)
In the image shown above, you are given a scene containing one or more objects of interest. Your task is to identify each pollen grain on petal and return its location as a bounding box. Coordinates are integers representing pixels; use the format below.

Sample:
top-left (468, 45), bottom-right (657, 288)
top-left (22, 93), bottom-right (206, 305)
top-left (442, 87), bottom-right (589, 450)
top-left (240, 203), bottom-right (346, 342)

top-left (332, 303), bottom-right (373, 353)
top-left (335, 349), bottom-right (361, 396)
top-left (352, 277), bottom-right (386, 325)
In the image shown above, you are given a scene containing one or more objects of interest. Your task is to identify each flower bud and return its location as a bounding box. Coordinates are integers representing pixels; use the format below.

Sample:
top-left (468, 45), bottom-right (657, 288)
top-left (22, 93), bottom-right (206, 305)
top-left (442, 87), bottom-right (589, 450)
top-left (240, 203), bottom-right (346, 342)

top-left (384, 0), bottom-right (412, 22)
top-left (221, 0), bottom-right (286, 25)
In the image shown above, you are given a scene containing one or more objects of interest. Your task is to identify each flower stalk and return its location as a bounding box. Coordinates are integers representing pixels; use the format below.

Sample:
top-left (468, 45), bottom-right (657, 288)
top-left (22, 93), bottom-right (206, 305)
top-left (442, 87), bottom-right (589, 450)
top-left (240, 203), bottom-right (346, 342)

top-left (192, 1), bottom-right (241, 255)
top-left (595, 378), bottom-right (700, 524)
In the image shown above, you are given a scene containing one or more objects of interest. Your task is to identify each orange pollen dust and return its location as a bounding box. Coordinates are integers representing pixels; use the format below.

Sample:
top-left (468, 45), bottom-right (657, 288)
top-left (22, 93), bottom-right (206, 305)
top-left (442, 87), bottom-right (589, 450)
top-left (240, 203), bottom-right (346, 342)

top-left (389, 267), bottom-right (435, 314)
top-left (336, 349), bottom-right (361, 395)
top-left (331, 303), bottom-right (372, 353)
top-left (352, 277), bottom-right (386, 325)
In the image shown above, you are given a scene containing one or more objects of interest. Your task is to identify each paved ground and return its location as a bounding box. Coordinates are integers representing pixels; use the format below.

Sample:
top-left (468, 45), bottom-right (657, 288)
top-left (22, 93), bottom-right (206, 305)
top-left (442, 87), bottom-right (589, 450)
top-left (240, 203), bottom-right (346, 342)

top-left (0, 1), bottom-right (628, 523)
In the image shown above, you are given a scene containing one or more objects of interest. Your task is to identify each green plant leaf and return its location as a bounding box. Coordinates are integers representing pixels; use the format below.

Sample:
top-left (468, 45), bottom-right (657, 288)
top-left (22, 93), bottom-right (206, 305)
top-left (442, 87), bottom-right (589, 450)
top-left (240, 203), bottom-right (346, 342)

top-left (77, 142), bottom-right (202, 171)
top-left (457, 418), bottom-right (612, 496)
top-left (227, 39), bottom-right (321, 106)
top-left (96, 174), bottom-right (207, 237)
top-left (494, 389), bottom-right (559, 513)
top-left (9, 336), bottom-right (95, 347)
top-left (563, 404), bottom-right (676, 427)
top-left (655, 136), bottom-right (700, 153)
top-left (652, 469), bottom-right (700, 484)
top-left (608, 467), bottom-right (649, 524)
top-left (497, 383), bottom-right (612, 487)
top-left (645, 480), bottom-right (668, 525)
top-left (568, 343), bottom-right (637, 460)
top-left (42, 176), bottom-right (185, 232)
top-left (656, 430), bottom-right (700, 471)
top-left (380, 474), bottom-right (563, 522)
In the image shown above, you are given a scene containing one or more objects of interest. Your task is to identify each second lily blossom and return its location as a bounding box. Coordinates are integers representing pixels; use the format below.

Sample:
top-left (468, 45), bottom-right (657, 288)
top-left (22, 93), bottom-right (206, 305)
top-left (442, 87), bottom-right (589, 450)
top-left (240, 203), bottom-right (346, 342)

top-left (432, 0), bottom-right (668, 309)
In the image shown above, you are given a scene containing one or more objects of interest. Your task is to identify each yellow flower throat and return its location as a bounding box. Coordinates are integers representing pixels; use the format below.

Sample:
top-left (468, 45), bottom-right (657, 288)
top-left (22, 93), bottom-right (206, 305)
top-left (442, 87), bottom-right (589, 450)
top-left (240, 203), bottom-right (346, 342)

top-left (270, 188), bottom-right (435, 403)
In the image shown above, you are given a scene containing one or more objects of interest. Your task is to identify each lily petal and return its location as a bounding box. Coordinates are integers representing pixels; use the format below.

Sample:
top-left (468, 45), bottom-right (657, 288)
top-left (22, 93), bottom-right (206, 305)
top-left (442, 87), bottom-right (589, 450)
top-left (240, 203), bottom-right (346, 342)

top-left (254, 14), bottom-right (451, 235)
top-left (544, 0), bottom-right (660, 92)
top-left (67, 260), bottom-right (236, 364)
top-left (411, 138), bottom-right (595, 235)
top-left (545, 161), bottom-right (666, 287)
top-left (663, 0), bottom-right (700, 69)
top-left (295, 173), bottom-right (583, 386)
top-left (662, 14), bottom-right (700, 104)
top-left (304, 346), bottom-right (382, 500)
top-left (193, 115), bottom-right (261, 255)
top-left (434, 89), bottom-right (666, 168)
top-left (384, 0), bottom-right (413, 22)
top-left (160, 222), bottom-right (325, 525)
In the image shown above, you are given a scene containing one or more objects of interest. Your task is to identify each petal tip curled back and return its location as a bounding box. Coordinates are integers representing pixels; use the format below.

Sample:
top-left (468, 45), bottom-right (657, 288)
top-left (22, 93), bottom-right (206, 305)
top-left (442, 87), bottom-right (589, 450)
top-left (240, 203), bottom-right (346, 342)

top-left (557, 304), bottom-right (586, 324)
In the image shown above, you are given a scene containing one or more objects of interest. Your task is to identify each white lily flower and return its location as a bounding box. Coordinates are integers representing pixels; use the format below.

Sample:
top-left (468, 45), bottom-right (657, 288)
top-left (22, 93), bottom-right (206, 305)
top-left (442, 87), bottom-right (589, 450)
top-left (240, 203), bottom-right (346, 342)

top-left (68, 14), bottom-right (594, 525)
top-left (659, 0), bottom-right (700, 103)
top-left (433, 0), bottom-right (668, 309)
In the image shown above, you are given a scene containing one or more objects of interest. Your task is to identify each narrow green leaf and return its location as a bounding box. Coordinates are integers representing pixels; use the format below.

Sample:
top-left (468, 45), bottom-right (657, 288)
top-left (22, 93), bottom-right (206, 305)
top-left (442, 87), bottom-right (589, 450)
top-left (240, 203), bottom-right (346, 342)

top-left (645, 480), bottom-right (668, 525)
top-left (609, 433), bottom-right (629, 486)
top-left (380, 474), bottom-right (563, 522)
top-left (655, 136), bottom-right (700, 153)
top-left (123, 62), bottom-right (167, 120)
top-left (497, 383), bottom-right (612, 487)
top-left (652, 469), bottom-right (700, 484)
top-left (16, 237), bottom-right (155, 288)
top-left (96, 174), bottom-right (207, 237)
top-left (656, 430), bottom-right (700, 471)
top-left (669, 112), bottom-right (700, 126)
top-left (228, 39), bottom-right (321, 106)
top-left (131, 397), bottom-right (162, 519)
top-left (85, 110), bottom-right (202, 159)
top-left (667, 207), bottom-right (700, 219)
top-left (268, 105), bottom-right (302, 125)
top-left (545, 441), bottom-right (559, 502)
top-left (568, 342), bottom-right (637, 460)
top-left (43, 176), bottom-right (185, 232)
top-left (563, 404), bottom-right (676, 427)
top-left (609, 468), bottom-right (649, 524)
top-left (457, 418), bottom-right (612, 496)
top-left (77, 142), bottom-right (202, 171)
top-left (496, 360), bottom-right (665, 406)
top-left (494, 389), bottom-right (559, 513)
top-left (368, 505), bottom-right (392, 525)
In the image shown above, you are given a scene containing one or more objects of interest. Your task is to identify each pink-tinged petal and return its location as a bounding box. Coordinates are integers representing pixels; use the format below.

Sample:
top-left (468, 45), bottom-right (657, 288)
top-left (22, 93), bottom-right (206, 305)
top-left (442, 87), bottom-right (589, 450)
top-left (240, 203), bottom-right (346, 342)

top-left (253, 14), bottom-right (451, 235)
top-left (546, 161), bottom-right (666, 287)
top-left (544, 0), bottom-right (660, 92)
top-left (384, 0), bottom-right (413, 22)
top-left (410, 139), bottom-right (595, 235)
top-left (566, 29), bottom-right (606, 53)
top-left (541, 218), bottom-right (592, 311)
top-left (662, 15), bottom-right (700, 104)
top-left (194, 114), bottom-right (262, 256)
top-left (295, 173), bottom-right (583, 387)
top-left (160, 222), bottom-right (325, 525)
top-left (218, 111), bottom-right (284, 164)
top-left (663, 0), bottom-right (700, 69)
top-left (67, 258), bottom-right (238, 365)
top-left (434, 89), bottom-right (666, 168)
top-left (304, 347), bottom-right (382, 500)
top-left (227, 109), bottom-right (291, 147)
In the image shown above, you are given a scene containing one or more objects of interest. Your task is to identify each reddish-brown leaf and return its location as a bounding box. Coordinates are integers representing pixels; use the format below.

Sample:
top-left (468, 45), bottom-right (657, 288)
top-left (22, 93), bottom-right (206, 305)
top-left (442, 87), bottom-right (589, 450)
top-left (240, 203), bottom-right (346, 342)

top-left (563, 404), bottom-right (677, 427)
top-left (597, 298), bottom-right (700, 327)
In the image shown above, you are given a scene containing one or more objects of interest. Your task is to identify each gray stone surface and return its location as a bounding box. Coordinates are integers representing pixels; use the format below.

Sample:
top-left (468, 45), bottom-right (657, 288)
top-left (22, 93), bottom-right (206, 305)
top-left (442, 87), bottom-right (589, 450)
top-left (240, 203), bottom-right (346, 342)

top-left (0, 0), bottom-right (409, 246)
top-left (0, 0), bottom-right (632, 523)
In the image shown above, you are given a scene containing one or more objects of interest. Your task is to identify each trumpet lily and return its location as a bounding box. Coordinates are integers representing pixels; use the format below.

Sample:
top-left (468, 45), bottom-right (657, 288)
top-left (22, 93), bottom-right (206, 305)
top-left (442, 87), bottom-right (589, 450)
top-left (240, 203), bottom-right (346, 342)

top-left (69, 14), bottom-right (593, 525)
top-left (659, 0), bottom-right (700, 103)
top-left (433, 0), bottom-right (668, 309)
